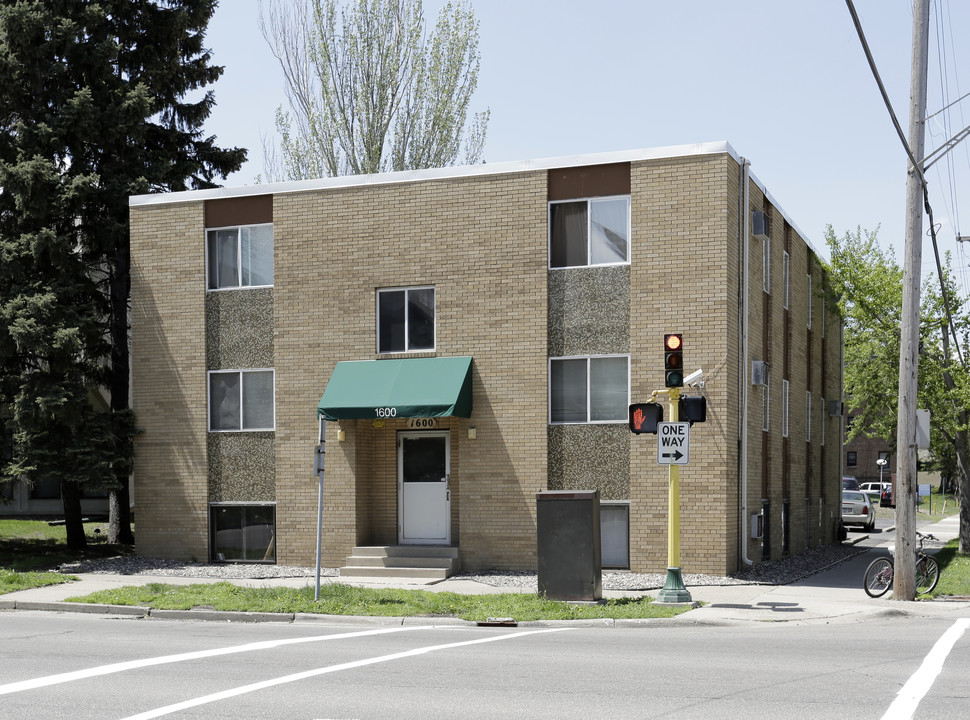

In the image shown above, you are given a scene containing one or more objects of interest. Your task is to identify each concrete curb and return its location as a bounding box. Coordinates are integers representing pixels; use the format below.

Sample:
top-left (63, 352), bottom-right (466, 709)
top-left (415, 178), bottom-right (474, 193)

top-left (0, 599), bottom-right (150, 617)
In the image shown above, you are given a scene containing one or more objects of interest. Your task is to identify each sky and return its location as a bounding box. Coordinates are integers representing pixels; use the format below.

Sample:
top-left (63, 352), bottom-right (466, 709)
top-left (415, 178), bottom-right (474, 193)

top-left (203, 0), bottom-right (970, 287)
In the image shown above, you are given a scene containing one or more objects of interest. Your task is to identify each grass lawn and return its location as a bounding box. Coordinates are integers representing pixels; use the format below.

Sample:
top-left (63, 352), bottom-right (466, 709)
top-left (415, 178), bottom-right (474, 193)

top-left (925, 539), bottom-right (970, 599)
top-left (0, 518), bottom-right (686, 619)
top-left (65, 582), bottom-right (690, 622)
top-left (4, 514), bottom-right (970, 618)
top-left (0, 518), bottom-right (124, 568)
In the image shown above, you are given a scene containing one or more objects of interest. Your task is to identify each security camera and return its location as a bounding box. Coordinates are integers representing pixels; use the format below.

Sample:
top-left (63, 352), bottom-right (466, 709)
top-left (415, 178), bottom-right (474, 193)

top-left (684, 368), bottom-right (704, 387)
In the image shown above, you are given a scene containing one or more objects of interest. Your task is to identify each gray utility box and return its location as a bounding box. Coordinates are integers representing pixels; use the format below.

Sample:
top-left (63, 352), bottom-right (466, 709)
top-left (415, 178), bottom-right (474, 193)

top-left (536, 490), bottom-right (602, 601)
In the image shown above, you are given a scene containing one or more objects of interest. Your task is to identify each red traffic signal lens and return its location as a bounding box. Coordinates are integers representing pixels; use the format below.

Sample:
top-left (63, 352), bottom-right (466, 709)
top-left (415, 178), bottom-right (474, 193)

top-left (664, 333), bottom-right (684, 388)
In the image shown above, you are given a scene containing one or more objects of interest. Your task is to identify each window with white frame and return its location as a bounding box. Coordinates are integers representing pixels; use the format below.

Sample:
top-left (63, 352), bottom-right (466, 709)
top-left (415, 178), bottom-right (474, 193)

top-left (549, 196), bottom-right (630, 268)
top-left (377, 287), bottom-right (435, 353)
top-left (208, 369), bottom-right (275, 431)
top-left (820, 397), bottom-right (827, 445)
top-left (805, 391), bottom-right (812, 442)
top-left (783, 251), bottom-right (790, 309)
top-left (806, 274), bottom-right (813, 328)
top-left (763, 236), bottom-right (771, 293)
top-left (210, 503), bottom-right (276, 563)
top-left (782, 379), bottom-right (790, 437)
top-left (549, 355), bottom-right (629, 423)
top-left (761, 384), bottom-right (769, 431)
top-left (206, 224), bottom-right (273, 290)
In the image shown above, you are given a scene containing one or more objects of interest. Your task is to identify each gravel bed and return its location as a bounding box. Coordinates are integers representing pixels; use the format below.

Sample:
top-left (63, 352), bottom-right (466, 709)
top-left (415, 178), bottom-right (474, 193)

top-left (58, 542), bottom-right (865, 590)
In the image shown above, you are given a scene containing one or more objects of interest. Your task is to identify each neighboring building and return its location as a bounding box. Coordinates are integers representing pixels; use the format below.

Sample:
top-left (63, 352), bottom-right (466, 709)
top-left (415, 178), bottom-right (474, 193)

top-left (0, 401), bottom-right (111, 517)
top-left (128, 142), bottom-right (842, 575)
top-left (842, 413), bottom-right (892, 486)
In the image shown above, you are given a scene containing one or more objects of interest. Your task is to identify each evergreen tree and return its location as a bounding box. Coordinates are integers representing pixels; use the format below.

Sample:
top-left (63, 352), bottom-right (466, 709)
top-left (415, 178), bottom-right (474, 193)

top-left (0, 1), bottom-right (245, 547)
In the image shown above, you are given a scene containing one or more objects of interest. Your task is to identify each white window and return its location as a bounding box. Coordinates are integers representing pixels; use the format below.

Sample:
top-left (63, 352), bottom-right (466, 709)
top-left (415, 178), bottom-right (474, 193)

top-left (208, 369), bottom-right (275, 431)
top-left (807, 274), bottom-right (813, 328)
top-left (206, 224), bottom-right (273, 290)
top-left (210, 503), bottom-right (276, 563)
top-left (763, 236), bottom-right (771, 293)
top-left (549, 196), bottom-right (630, 268)
top-left (783, 251), bottom-right (790, 309)
top-left (782, 379), bottom-right (790, 438)
top-left (377, 287), bottom-right (435, 353)
top-left (549, 355), bottom-right (629, 424)
top-left (805, 391), bottom-right (812, 442)
top-left (761, 384), bottom-right (769, 431)
top-left (820, 397), bottom-right (827, 446)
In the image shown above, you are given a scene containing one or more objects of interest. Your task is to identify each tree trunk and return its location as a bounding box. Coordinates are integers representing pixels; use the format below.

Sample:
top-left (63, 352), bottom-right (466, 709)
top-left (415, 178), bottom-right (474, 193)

top-left (61, 479), bottom-right (87, 549)
top-left (107, 246), bottom-right (134, 545)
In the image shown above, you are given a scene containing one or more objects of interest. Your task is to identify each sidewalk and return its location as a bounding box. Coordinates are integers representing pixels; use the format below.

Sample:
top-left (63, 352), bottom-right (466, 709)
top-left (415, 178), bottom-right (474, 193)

top-left (2, 517), bottom-right (968, 626)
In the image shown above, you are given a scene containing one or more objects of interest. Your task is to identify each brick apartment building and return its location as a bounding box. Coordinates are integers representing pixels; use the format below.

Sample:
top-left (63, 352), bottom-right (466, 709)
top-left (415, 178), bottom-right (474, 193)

top-left (128, 142), bottom-right (843, 576)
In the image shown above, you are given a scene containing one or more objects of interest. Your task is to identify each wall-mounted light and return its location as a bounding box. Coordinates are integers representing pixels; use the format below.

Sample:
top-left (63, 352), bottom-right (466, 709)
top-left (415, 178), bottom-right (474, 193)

top-left (337, 429), bottom-right (346, 442)
top-left (468, 427), bottom-right (477, 440)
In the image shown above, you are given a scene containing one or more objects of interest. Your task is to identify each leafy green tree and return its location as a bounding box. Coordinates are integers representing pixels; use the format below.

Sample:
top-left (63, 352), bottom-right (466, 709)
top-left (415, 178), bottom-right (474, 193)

top-left (826, 226), bottom-right (970, 552)
top-left (0, 0), bottom-right (245, 547)
top-left (825, 226), bottom-right (903, 445)
top-left (259, 0), bottom-right (489, 180)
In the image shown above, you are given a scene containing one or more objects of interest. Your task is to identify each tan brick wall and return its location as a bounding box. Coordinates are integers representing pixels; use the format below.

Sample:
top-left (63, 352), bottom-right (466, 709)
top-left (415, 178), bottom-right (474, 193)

top-left (129, 148), bottom-right (842, 575)
top-left (271, 172), bottom-right (548, 569)
top-left (628, 153), bottom-right (738, 575)
top-left (130, 201), bottom-right (210, 561)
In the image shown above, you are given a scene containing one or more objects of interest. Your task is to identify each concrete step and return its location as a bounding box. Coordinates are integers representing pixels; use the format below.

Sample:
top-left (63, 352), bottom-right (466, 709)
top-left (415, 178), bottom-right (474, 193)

top-left (347, 555), bottom-right (456, 569)
top-left (339, 545), bottom-right (459, 580)
top-left (350, 546), bottom-right (459, 559)
top-left (339, 565), bottom-right (451, 580)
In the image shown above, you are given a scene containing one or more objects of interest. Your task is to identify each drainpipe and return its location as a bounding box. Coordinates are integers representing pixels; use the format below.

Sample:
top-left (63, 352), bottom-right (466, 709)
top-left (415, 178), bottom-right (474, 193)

top-left (739, 158), bottom-right (754, 567)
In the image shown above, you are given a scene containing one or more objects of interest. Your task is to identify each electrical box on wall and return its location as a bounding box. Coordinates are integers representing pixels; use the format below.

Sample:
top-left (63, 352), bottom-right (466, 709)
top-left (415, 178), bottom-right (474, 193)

top-left (753, 210), bottom-right (769, 241)
top-left (751, 360), bottom-right (769, 386)
top-left (750, 513), bottom-right (764, 539)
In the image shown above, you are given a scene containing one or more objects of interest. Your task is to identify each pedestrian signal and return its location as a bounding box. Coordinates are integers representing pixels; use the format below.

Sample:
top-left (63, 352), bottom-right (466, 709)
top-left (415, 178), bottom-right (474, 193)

top-left (679, 396), bottom-right (707, 425)
top-left (629, 402), bottom-right (663, 434)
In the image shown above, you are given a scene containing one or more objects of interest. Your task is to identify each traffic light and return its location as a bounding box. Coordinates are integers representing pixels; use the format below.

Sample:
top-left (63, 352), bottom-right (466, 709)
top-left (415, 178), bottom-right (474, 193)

top-left (679, 396), bottom-right (707, 424)
top-left (629, 402), bottom-right (662, 434)
top-left (664, 334), bottom-right (684, 387)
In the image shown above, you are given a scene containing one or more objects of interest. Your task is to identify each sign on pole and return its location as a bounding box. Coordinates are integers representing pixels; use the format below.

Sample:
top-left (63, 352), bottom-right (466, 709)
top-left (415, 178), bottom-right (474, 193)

top-left (657, 421), bottom-right (690, 465)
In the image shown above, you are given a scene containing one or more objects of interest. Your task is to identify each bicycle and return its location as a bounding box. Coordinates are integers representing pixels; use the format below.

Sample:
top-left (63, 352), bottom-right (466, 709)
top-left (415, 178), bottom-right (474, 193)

top-left (863, 531), bottom-right (940, 598)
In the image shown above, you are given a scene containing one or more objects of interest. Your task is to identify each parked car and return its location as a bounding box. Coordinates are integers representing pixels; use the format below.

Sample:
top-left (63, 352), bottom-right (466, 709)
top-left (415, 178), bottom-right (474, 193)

top-left (841, 489), bottom-right (876, 531)
top-left (880, 485), bottom-right (895, 508)
top-left (859, 482), bottom-right (890, 500)
top-left (842, 477), bottom-right (859, 491)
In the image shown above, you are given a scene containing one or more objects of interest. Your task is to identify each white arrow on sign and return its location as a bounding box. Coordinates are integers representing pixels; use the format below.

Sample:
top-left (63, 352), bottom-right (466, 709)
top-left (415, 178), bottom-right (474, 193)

top-left (657, 422), bottom-right (690, 465)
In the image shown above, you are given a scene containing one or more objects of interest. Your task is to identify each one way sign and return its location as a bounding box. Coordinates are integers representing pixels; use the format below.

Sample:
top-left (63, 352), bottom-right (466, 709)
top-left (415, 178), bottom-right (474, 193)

top-left (657, 422), bottom-right (690, 465)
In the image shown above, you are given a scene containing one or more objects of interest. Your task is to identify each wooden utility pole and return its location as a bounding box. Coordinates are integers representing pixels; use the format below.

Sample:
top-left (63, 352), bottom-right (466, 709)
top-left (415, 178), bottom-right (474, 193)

top-left (894, 0), bottom-right (930, 601)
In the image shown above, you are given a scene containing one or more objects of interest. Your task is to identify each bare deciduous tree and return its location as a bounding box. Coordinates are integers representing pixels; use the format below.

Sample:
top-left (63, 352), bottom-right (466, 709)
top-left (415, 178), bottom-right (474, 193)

top-left (259, 0), bottom-right (489, 180)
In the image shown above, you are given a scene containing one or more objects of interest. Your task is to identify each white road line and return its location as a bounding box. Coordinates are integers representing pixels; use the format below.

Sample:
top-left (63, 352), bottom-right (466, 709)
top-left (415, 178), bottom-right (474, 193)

top-left (118, 627), bottom-right (574, 720)
top-left (881, 617), bottom-right (970, 720)
top-left (0, 626), bottom-right (423, 696)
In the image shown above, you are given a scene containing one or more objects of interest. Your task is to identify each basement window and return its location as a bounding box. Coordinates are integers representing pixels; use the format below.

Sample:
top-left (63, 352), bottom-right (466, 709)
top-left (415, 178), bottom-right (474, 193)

top-left (210, 503), bottom-right (276, 563)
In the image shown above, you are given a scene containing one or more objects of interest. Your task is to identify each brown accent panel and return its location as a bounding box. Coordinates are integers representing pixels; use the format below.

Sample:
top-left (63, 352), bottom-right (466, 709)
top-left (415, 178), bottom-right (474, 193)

top-left (547, 163), bottom-right (631, 201)
top-left (205, 195), bottom-right (273, 228)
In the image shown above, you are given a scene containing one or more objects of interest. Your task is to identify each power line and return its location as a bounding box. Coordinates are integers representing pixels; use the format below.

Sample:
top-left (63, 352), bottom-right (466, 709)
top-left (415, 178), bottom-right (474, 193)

top-left (844, 0), bottom-right (965, 367)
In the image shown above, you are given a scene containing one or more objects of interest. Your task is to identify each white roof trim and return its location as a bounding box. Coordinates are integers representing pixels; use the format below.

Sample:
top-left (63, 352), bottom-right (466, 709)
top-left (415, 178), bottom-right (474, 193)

top-left (128, 140), bottom-right (818, 254)
top-left (129, 141), bottom-right (739, 207)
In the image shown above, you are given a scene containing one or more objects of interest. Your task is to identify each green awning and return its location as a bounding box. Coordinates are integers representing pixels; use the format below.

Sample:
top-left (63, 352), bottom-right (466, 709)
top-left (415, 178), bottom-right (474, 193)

top-left (317, 356), bottom-right (473, 421)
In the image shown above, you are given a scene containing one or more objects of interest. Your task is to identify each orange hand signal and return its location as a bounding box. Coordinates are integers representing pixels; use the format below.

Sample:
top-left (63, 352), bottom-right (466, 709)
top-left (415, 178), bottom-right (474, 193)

top-left (633, 407), bottom-right (644, 430)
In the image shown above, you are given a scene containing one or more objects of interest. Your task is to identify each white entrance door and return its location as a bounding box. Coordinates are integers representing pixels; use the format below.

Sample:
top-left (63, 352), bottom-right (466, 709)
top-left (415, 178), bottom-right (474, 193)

top-left (398, 431), bottom-right (451, 544)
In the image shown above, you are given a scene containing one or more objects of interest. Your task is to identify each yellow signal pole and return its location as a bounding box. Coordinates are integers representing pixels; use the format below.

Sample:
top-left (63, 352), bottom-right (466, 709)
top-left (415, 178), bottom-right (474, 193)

top-left (656, 386), bottom-right (692, 604)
